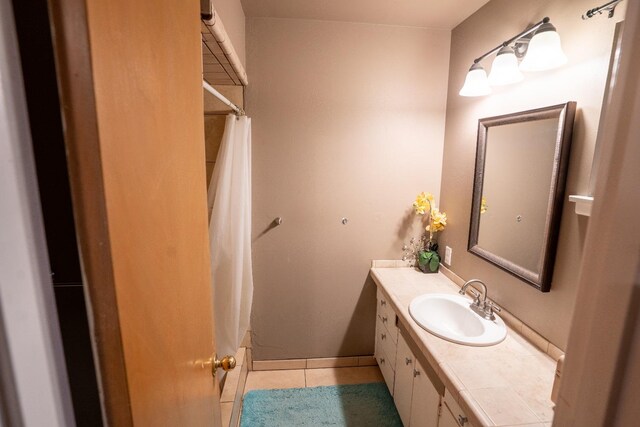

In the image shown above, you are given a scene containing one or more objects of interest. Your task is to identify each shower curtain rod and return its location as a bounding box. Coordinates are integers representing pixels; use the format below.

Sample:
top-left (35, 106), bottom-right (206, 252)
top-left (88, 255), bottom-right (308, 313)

top-left (202, 80), bottom-right (245, 116)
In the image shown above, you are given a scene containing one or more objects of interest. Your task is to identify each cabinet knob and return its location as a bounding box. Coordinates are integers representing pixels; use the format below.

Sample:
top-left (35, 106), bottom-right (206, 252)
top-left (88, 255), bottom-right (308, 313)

top-left (380, 300), bottom-right (387, 306)
top-left (382, 316), bottom-right (388, 323)
top-left (381, 333), bottom-right (386, 340)
top-left (458, 415), bottom-right (468, 425)
top-left (379, 357), bottom-right (385, 364)
top-left (413, 369), bottom-right (420, 378)
top-left (405, 357), bottom-right (412, 365)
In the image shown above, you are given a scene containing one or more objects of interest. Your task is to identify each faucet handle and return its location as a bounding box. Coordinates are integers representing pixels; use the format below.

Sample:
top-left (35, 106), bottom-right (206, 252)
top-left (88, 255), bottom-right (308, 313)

top-left (484, 301), bottom-right (501, 320)
top-left (486, 300), bottom-right (501, 312)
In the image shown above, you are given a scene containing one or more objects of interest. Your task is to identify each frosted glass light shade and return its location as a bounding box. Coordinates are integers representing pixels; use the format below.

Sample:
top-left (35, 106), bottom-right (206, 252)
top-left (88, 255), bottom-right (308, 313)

top-left (520, 24), bottom-right (567, 72)
top-left (459, 63), bottom-right (491, 97)
top-left (488, 46), bottom-right (523, 86)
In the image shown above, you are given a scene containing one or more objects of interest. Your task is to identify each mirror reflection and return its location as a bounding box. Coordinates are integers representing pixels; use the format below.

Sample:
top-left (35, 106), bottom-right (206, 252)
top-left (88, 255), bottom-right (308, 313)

top-left (478, 118), bottom-right (559, 272)
top-left (469, 103), bottom-right (576, 292)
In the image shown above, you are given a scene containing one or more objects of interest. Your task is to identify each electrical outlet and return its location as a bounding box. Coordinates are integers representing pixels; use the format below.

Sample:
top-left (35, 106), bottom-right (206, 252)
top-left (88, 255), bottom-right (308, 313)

top-left (445, 246), bottom-right (452, 265)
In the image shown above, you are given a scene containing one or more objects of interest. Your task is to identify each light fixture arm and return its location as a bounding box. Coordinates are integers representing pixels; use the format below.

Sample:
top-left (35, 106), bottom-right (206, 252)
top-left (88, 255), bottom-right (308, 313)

top-left (472, 17), bottom-right (550, 64)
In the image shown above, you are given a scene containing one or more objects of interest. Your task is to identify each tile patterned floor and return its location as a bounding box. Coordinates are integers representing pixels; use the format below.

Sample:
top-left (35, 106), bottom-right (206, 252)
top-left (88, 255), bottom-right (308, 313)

top-left (244, 369), bottom-right (306, 393)
top-left (243, 366), bottom-right (383, 393)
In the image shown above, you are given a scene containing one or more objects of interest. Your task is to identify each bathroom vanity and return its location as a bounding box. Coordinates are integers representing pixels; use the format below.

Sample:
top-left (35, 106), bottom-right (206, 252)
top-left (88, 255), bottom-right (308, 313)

top-left (372, 264), bottom-right (557, 427)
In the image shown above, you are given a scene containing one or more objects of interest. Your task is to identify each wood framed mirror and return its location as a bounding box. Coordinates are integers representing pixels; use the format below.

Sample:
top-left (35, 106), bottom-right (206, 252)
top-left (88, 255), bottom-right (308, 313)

top-left (468, 102), bottom-right (576, 292)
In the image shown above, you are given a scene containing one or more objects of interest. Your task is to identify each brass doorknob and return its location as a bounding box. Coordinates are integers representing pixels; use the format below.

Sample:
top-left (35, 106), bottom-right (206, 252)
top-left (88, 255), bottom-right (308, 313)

top-left (214, 355), bottom-right (237, 371)
top-left (198, 355), bottom-right (236, 377)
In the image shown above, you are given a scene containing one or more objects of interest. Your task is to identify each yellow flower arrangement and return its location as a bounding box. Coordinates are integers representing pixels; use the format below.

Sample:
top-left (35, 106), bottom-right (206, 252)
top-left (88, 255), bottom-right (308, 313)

top-left (412, 192), bottom-right (433, 215)
top-left (413, 192), bottom-right (448, 240)
top-left (408, 192), bottom-right (448, 273)
top-left (426, 209), bottom-right (447, 233)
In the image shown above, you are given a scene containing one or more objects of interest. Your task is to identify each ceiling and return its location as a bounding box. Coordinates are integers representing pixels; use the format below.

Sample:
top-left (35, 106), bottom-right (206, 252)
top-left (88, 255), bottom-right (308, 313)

top-left (240, 0), bottom-right (490, 30)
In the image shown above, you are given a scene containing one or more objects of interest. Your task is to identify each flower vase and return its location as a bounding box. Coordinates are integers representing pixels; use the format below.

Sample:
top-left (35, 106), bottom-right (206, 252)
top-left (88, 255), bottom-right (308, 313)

top-left (417, 249), bottom-right (440, 274)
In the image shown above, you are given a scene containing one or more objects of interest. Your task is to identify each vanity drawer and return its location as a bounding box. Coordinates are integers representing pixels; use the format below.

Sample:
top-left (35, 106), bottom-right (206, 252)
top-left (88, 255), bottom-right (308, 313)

top-left (379, 313), bottom-right (398, 344)
top-left (375, 316), bottom-right (396, 394)
top-left (376, 289), bottom-right (398, 344)
top-left (376, 352), bottom-right (395, 395)
top-left (377, 288), bottom-right (392, 322)
top-left (376, 315), bottom-right (397, 369)
top-left (374, 313), bottom-right (384, 361)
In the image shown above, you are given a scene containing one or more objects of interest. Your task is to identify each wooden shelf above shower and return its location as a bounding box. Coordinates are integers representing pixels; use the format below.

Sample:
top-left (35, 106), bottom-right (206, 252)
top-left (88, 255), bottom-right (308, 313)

top-left (201, 21), bottom-right (245, 86)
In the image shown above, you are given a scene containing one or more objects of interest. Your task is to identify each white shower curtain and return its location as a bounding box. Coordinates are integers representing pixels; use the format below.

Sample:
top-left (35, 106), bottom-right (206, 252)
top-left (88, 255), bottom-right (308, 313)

top-left (208, 114), bottom-right (253, 359)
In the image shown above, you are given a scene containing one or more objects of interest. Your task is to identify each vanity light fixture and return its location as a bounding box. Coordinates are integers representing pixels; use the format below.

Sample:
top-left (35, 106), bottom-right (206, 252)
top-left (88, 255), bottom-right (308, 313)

top-left (459, 17), bottom-right (567, 97)
top-left (459, 63), bottom-right (492, 97)
top-left (519, 22), bottom-right (568, 71)
top-left (488, 46), bottom-right (524, 86)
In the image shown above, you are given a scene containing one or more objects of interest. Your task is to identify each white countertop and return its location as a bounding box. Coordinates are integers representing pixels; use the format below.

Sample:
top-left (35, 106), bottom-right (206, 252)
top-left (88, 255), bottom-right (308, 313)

top-left (370, 267), bottom-right (556, 427)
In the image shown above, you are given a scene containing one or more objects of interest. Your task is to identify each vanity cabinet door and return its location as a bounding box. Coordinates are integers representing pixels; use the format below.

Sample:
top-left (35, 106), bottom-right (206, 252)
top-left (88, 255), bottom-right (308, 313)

top-left (410, 358), bottom-right (440, 427)
top-left (394, 333), bottom-right (415, 426)
top-left (437, 390), bottom-right (470, 427)
top-left (437, 404), bottom-right (460, 427)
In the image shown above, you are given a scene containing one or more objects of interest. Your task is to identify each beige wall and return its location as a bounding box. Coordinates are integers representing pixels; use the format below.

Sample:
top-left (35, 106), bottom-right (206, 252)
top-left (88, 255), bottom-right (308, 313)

top-left (212, 0), bottom-right (246, 67)
top-left (247, 18), bottom-right (451, 360)
top-left (439, 0), bottom-right (621, 349)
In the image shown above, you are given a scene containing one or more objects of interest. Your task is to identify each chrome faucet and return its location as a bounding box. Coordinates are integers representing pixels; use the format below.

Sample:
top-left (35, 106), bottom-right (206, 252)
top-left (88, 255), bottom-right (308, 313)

top-left (459, 279), bottom-right (501, 321)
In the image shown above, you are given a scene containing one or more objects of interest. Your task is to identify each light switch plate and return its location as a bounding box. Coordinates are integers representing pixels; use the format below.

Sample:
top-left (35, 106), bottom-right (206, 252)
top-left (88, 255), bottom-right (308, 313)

top-left (445, 246), bottom-right (452, 265)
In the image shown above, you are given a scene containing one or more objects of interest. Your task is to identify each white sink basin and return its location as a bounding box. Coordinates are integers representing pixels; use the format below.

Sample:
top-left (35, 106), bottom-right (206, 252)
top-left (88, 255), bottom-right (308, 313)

top-left (409, 293), bottom-right (506, 346)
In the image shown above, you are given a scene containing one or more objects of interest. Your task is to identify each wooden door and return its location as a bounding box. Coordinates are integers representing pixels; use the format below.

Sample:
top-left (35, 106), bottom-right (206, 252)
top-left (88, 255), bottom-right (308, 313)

top-left (48, 0), bottom-right (221, 425)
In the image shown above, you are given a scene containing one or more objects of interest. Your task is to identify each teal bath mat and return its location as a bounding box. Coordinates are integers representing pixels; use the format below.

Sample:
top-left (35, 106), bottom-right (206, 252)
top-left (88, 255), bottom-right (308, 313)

top-left (240, 382), bottom-right (402, 427)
